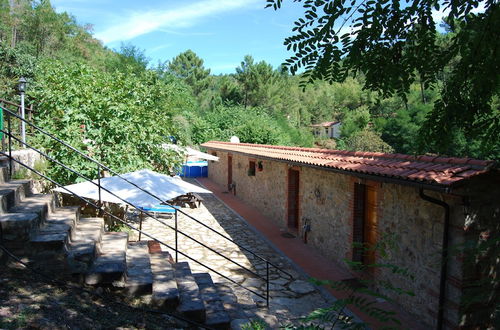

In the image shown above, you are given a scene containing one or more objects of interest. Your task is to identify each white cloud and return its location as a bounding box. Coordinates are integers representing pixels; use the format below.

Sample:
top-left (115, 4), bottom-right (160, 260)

top-left (95, 0), bottom-right (260, 44)
top-left (148, 43), bottom-right (173, 53)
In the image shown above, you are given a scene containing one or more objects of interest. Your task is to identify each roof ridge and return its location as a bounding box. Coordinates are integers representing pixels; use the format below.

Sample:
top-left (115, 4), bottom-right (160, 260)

top-left (203, 141), bottom-right (493, 166)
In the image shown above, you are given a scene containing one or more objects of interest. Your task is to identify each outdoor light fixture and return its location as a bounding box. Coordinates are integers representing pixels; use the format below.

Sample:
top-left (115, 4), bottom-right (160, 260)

top-left (18, 77), bottom-right (27, 93)
top-left (17, 77), bottom-right (27, 145)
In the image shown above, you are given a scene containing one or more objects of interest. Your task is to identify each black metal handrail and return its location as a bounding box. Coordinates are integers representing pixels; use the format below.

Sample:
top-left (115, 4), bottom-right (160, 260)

top-left (1, 104), bottom-right (293, 305)
top-left (0, 104), bottom-right (291, 278)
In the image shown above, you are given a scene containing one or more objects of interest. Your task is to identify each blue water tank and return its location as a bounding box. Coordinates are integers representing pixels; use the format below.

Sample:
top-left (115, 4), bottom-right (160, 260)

top-left (180, 161), bottom-right (208, 178)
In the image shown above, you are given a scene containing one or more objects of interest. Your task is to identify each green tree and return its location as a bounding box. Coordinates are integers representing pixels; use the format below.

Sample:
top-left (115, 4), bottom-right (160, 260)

top-left (106, 42), bottom-right (149, 74)
top-left (235, 55), bottom-right (281, 109)
top-left (340, 106), bottom-right (371, 139)
top-left (168, 50), bottom-right (211, 96)
top-left (267, 0), bottom-right (500, 159)
top-left (346, 128), bottom-right (394, 153)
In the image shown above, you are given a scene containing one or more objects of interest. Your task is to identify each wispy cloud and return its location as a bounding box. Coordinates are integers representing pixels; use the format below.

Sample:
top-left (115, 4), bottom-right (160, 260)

top-left (95, 0), bottom-right (260, 44)
top-left (148, 43), bottom-right (173, 53)
top-left (156, 28), bottom-right (214, 37)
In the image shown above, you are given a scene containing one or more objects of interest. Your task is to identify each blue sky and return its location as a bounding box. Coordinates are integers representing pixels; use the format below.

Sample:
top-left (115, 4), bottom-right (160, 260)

top-left (51, 0), bottom-right (305, 74)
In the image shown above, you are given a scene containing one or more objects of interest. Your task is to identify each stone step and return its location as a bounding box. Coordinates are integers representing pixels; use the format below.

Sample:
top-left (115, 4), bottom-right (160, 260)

top-left (46, 206), bottom-right (80, 229)
top-left (0, 212), bottom-right (40, 242)
top-left (10, 193), bottom-right (56, 225)
top-left (67, 217), bottom-right (104, 274)
top-left (0, 166), bottom-right (8, 184)
top-left (85, 231), bottom-right (128, 285)
top-left (123, 241), bottom-right (153, 295)
top-left (71, 217), bottom-right (104, 244)
top-left (30, 221), bottom-right (71, 253)
top-left (150, 251), bottom-right (179, 309)
top-left (174, 261), bottom-right (206, 323)
top-left (0, 180), bottom-right (32, 213)
top-left (193, 273), bottom-right (231, 329)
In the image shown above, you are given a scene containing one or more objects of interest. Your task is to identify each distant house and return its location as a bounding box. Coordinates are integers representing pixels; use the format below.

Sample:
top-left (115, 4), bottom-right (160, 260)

top-left (310, 121), bottom-right (342, 139)
top-left (201, 140), bottom-right (499, 329)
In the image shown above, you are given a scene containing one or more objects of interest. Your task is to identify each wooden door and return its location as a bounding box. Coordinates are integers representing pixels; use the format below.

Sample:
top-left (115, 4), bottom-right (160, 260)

top-left (227, 155), bottom-right (233, 187)
top-left (287, 169), bottom-right (300, 231)
top-left (363, 185), bottom-right (377, 265)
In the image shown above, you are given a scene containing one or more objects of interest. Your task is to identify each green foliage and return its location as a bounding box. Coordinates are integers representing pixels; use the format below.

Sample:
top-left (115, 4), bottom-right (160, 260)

top-left (106, 42), bottom-right (150, 74)
top-left (345, 129), bottom-right (395, 153)
top-left (241, 319), bottom-right (267, 330)
top-left (315, 138), bottom-right (337, 150)
top-left (268, 0), bottom-right (500, 159)
top-left (167, 49), bottom-right (211, 96)
top-left (0, 41), bottom-right (36, 99)
top-left (340, 106), bottom-right (371, 139)
top-left (29, 59), bottom-right (193, 184)
top-left (235, 55), bottom-right (281, 109)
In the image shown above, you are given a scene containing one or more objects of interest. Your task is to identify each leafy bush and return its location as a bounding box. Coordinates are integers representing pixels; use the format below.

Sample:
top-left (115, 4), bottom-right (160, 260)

top-left (29, 59), bottom-right (193, 184)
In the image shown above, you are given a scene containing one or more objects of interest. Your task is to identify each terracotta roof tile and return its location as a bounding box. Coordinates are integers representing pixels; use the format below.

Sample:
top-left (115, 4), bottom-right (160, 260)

top-left (201, 141), bottom-right (496, 187)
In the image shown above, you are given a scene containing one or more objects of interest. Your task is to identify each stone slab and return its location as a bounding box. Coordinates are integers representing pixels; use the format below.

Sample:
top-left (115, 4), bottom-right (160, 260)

top-left (150, 252), bottom-right (179, 309)
top-left (125, 242), bottom-right (153, 295)
top-left (0, 212), bottom-right (39, 240)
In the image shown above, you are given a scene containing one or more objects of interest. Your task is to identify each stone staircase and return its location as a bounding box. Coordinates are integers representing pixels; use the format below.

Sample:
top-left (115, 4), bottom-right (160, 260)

top-left (0, 167), bottom-right (273, 329)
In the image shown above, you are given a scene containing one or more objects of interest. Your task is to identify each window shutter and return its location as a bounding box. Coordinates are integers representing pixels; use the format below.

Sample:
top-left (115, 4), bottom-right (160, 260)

top-left (353, 183), bottom-right (365, 263)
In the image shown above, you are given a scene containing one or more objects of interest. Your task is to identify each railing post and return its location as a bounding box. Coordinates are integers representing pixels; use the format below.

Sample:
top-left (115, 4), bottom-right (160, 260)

top-left (7, 112), bottom-right (12, 178)
top-left (266, 261), bottom-right (270, 307)
top-left (175, 209), bottom-right (178, 263)
top-left (139, 211), bottom-right (143, 241)
top-left (97, 164), bottom-right (102, 207)
top-left (97, 164), bottom-right (102, 215)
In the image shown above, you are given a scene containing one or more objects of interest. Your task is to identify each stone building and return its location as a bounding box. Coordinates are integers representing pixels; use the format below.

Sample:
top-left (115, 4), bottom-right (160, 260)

top-left (201, 141), bottom-right (499, 329)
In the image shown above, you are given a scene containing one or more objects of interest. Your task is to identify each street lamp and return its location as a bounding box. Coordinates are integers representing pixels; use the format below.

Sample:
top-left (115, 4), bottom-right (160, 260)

top-left (18, 77), bottom-right (27, 145)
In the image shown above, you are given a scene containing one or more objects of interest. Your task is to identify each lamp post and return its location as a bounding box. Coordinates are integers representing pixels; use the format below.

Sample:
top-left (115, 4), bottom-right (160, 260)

top-left (18, 77), bottom-right (26, 146)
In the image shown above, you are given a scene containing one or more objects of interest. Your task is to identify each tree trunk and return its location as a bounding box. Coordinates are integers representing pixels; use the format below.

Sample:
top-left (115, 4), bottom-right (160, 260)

top-left (9, 0), bottom-right (17, 48)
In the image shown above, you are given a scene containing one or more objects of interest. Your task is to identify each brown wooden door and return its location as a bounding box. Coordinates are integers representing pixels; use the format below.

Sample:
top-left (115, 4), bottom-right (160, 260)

top-left (363, 185), bottom-right (377, 265)
top-left (287, 169), bottom-right (300, 231)
top-left (227, 155), bottom-right (232, 187)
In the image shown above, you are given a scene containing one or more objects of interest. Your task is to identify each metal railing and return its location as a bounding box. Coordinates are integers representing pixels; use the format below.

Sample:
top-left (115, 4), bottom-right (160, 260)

top-left (0, 103), bottom-right (292, 306)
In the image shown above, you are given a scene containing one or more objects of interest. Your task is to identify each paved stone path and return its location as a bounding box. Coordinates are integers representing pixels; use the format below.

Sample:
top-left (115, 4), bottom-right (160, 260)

top-left (128, 190), bottom-right (332, 327)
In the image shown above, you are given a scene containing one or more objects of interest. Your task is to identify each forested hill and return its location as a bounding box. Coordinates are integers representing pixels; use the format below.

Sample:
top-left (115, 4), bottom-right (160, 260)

top-left (0, 1), bottom-right (497, 182)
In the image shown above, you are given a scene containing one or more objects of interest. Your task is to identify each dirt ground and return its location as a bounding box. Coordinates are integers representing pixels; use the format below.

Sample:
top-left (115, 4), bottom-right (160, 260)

top-left (0, 261), bottom-right (193, 329)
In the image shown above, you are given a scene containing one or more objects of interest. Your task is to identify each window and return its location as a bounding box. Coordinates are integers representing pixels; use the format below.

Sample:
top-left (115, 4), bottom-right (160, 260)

top-left (352, 183), bottom-right (377, 265)
top-left (210, 152), bottom-right (217, 163)
top-left (248, 160), bottom-right (256, 176)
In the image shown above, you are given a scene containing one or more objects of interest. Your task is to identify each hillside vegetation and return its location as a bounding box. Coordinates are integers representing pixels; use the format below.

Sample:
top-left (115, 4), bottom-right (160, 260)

top-left (0, 0), bottom-right (497, 184)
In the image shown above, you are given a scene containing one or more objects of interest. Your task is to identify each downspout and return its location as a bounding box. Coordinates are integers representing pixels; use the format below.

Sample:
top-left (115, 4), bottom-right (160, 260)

top-left (419, 188), bottom-right (450, 330)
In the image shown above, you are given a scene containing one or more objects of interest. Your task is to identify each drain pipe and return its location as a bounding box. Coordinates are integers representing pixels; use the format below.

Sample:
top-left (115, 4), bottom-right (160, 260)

top-left (419, 188), bottom-right (450, 330)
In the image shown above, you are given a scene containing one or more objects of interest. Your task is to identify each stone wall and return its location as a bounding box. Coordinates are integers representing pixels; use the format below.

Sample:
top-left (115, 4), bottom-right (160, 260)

top-left (0, 149), bottom-right (42, 175)
top-left (207, 150), bottom-right (287, 227)
top-left (299, 167), bottom-right (352, 263)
